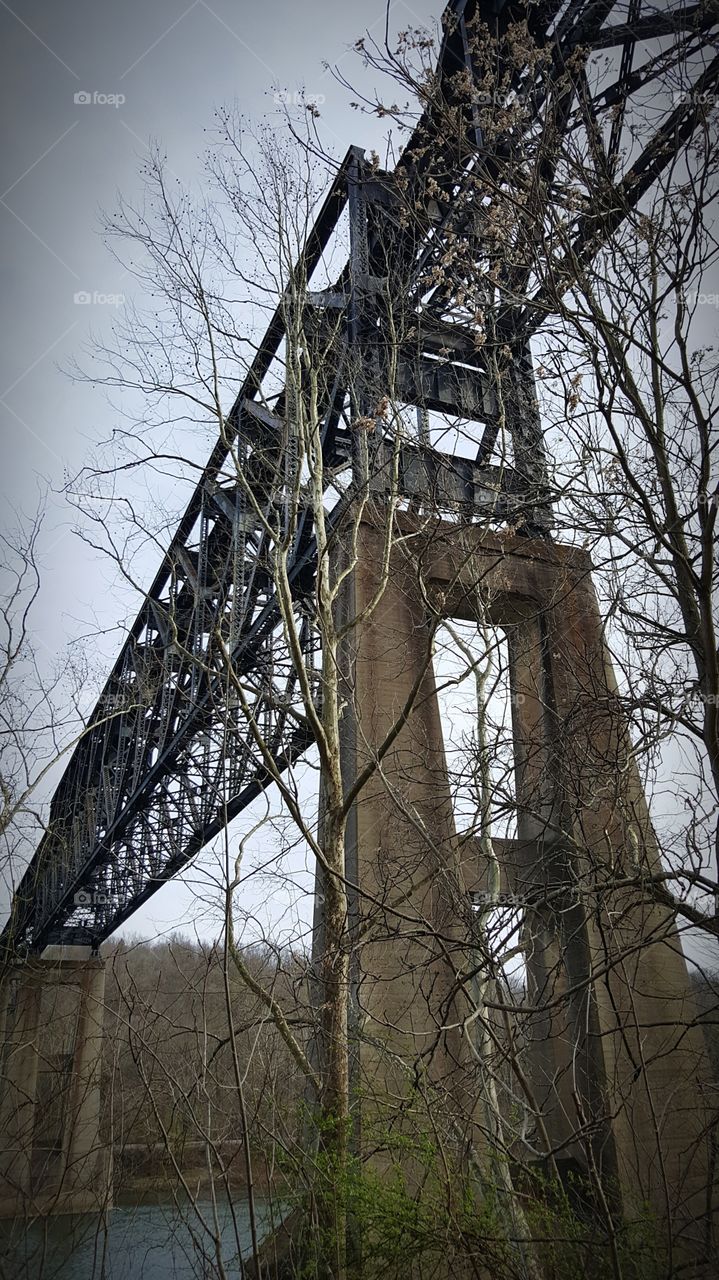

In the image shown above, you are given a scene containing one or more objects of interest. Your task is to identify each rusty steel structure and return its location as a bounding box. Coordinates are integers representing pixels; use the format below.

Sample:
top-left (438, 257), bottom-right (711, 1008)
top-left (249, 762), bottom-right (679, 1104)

top-left (4, 0), bottom-right (718, 953)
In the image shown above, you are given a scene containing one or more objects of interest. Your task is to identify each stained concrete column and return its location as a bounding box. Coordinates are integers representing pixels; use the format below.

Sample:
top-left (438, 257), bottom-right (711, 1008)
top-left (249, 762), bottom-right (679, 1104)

top-left (543, 569), bottom-right (716, 1259)
top-left (331, 517), bottom-right (482, 1174)
top-left (0, 946), bottom-right (111, 1217)
top-left (507, 613), bottom-right (613, 1180)
top-left (321, 513), bottom-right (715, 1269)
top-left (0, 967), bottom-right (41, 1209)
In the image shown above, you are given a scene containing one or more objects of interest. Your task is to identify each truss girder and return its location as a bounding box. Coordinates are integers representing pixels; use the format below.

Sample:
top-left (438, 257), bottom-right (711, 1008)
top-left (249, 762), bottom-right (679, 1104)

top-left (5, 0), bottom-right (718, 952)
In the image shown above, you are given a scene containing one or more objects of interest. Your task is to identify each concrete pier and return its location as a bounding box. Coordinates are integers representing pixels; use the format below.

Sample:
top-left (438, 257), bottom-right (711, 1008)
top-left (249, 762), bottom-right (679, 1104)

top-left (330, 514), bottom-right (715, 1263)
top-left (0, 945), bottom-right (111, 1218)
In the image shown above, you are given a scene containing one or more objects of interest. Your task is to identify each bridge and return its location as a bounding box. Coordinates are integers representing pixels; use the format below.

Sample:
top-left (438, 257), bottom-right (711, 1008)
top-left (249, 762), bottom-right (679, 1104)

top-left (1, 0), bottom-right (717, 1269)
top-left (5, 0), bottom-right (717, 955)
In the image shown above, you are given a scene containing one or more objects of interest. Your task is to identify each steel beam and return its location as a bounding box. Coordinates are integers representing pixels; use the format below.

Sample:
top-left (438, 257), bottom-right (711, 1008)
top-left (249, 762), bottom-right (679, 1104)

top-left (4, 0), bottom-right (717, 953)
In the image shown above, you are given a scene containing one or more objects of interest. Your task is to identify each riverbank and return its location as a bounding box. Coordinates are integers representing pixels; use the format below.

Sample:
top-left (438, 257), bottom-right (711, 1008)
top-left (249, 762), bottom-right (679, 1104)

top-left (113, 1140), bottom-right (278, 1199)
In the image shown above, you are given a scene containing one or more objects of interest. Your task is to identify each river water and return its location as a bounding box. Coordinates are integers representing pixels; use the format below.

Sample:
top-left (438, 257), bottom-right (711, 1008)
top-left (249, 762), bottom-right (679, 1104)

top-left (0, 1194), bottom-right (279, 1279)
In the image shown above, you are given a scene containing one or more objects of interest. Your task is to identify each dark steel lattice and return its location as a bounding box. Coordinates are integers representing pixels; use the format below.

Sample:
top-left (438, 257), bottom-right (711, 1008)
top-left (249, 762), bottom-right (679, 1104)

top-left (5, 0), bottom-right (717, 951)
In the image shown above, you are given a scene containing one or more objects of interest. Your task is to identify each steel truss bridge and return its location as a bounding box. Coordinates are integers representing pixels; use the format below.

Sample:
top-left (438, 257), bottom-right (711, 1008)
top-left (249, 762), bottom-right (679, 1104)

top-left (5, 0), bottom-right (718, 952)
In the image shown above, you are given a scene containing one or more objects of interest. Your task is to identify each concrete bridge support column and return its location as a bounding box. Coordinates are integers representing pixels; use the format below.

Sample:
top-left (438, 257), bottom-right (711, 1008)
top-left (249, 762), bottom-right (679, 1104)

top-left (329, 513), bottom-right (715, 1270)
top-left (0, 946), bottom-right (110, 1217)
top-left (535, 565), bottom-right (717, 1261)
top-left (430, 519), bottom-right (717, 1266)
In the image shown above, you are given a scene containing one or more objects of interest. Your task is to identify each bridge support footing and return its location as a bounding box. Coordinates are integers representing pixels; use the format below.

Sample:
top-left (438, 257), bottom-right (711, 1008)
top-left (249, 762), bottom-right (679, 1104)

top-left (0, 945), bottom-right (111, 1218)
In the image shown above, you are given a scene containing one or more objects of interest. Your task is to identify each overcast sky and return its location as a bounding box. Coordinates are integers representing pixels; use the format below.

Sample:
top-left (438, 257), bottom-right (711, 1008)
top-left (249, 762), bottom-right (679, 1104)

top-left (0, 0), bottom-right (434, 620)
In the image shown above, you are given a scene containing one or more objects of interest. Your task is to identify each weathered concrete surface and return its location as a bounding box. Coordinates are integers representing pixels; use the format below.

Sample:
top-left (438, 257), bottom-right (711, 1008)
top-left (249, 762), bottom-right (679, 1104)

top-left (332, 513), bottom-right (482, 1184)
top-left (0, 945), bottom-right (111, 1217)
top-left (327, 513), bottom-right (715, 1267)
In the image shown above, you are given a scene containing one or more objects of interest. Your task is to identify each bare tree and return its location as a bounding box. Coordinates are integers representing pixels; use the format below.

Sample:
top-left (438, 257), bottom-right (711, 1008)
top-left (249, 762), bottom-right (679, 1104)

top-left (7, 7), bottom-right (719, 1279)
